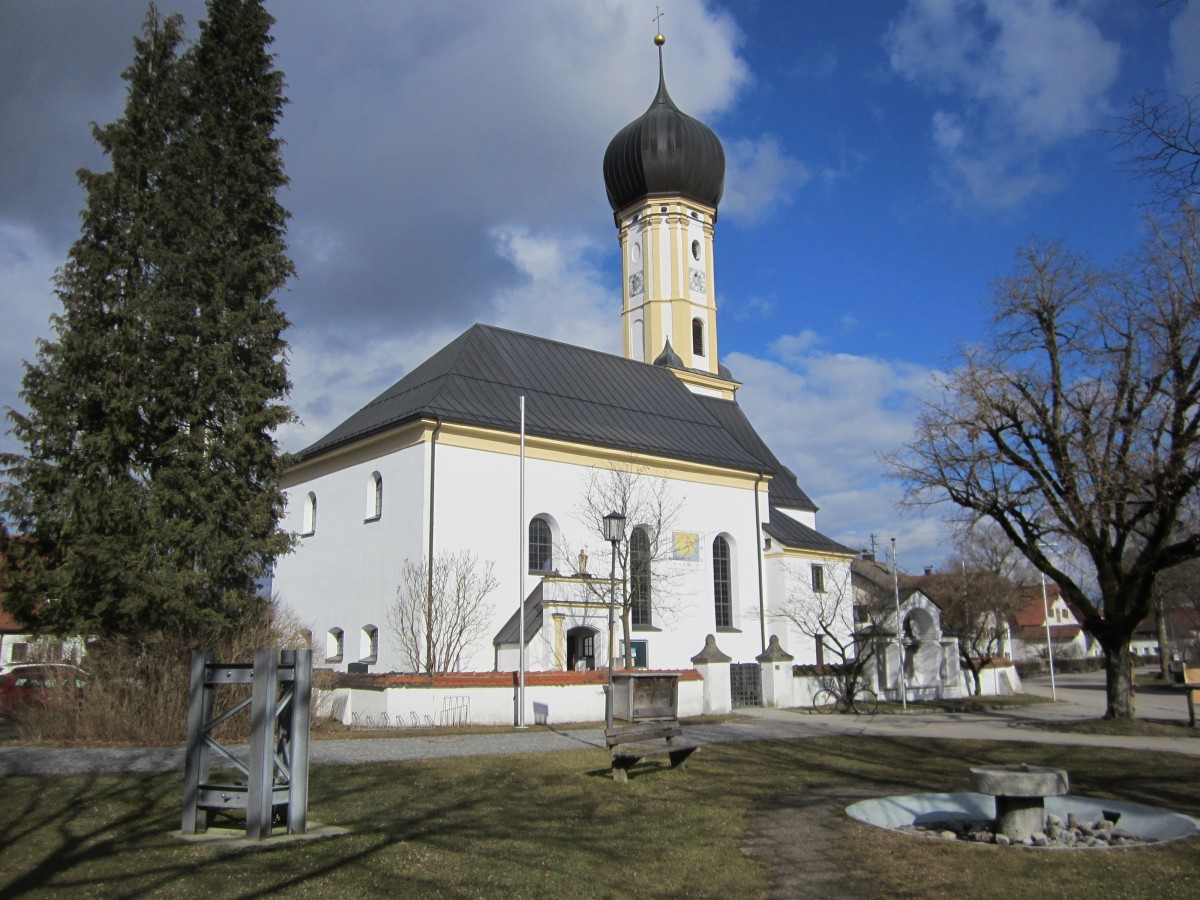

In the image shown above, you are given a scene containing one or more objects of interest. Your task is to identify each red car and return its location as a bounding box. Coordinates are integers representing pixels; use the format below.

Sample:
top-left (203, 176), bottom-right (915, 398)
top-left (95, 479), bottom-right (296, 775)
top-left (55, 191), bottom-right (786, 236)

top-left (0, 664), bottom-right (87, 714)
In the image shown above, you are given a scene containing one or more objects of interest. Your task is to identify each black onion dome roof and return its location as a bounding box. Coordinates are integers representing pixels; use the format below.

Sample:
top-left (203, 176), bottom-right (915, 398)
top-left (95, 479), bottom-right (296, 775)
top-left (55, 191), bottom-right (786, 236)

top-left (603, 51), bottom-right (725, 213)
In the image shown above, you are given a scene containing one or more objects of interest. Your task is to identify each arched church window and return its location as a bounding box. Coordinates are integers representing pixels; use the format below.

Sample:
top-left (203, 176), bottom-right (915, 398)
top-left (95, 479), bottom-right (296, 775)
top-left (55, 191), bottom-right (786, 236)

top-left (713, 535), bottom-right (732, 628)
top-left (365, 471), bottom-right (382, 520)
top-left (302, 492), bottom-right (317, 535)
top-left (326, 627), bottom-right (343, 663)
top-left (360, 624), bottom-right (378, 662)
top-left (692, 318), bottom-right (704, 357)
top-left (631, 527), bottom-right (652, 627)
top-left (529, 516), bottom-right (553, 573)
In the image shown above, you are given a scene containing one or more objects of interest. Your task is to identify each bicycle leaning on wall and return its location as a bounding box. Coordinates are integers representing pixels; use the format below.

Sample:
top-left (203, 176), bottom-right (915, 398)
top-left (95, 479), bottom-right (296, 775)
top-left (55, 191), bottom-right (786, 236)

top-left (811, 675), bottom-right (878, 715)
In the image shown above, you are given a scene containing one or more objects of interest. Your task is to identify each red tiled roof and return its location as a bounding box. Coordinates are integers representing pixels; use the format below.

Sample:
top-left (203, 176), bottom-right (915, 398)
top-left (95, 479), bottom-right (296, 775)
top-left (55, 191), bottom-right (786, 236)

top-left (1012, 583), bottom-right (1063, 627)
top-left (1015, 624), bottom-right (1080, 642)
top-left (336, 668), bottom-right (702, 690)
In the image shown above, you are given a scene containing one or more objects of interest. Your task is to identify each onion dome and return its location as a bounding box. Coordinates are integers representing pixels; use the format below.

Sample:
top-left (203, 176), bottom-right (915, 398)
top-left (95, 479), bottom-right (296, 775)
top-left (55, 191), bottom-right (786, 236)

top-left (653, 338), bottom-right (684, 369)
top-left (603, 36), bottom-right (725, 214)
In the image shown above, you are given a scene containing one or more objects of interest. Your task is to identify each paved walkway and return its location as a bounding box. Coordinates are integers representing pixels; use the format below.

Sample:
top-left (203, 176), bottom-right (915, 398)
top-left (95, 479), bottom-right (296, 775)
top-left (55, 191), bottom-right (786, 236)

top-left (2, 676), bottom-right (1197, 776)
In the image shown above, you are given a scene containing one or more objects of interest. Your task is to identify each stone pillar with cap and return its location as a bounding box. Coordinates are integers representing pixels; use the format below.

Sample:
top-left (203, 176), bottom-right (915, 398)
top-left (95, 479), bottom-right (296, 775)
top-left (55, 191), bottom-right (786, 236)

top-left (691, 634), bottom-right (732, 715)
top-left (757, 635), bottom-right (796, 709)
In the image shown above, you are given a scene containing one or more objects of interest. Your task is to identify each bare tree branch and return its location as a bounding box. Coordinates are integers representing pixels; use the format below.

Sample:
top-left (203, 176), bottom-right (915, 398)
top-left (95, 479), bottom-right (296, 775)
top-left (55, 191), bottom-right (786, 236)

top-left (1115, 90), bottom-right (1200, 207)
top-left (568, 464), bottom-right (684, 668)
top-left (886, 208), bottom-right (1200, 718)
top-left (387, 551), bottom-right (498, 674)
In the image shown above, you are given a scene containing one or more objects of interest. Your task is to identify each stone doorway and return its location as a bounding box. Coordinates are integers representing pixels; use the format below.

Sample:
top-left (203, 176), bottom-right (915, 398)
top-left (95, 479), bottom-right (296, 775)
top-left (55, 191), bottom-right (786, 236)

top-left (566, 626), bottom-right (597, 671)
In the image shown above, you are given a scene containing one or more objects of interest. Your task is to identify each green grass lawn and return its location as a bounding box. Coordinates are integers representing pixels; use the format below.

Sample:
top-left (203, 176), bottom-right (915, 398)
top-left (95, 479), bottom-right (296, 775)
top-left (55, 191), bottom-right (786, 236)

top-left (1, 736), bottom-right (1198, 898)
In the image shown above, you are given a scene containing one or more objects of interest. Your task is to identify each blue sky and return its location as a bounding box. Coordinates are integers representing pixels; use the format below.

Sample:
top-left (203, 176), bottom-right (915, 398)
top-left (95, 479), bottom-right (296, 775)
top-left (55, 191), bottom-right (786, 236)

top-left (1, 0), bottom-right (1196, 568)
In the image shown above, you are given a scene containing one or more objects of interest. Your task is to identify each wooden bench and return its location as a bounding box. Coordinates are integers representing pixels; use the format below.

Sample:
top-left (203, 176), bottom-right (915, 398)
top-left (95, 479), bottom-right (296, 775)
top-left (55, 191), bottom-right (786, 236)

top-left (604, 720), bottom-right (701, 783)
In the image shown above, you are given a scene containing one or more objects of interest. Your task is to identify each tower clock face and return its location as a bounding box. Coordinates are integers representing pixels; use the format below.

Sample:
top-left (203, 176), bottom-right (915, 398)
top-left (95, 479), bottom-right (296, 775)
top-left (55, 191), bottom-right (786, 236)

top-left (630, 272), bottom-right (644, 296)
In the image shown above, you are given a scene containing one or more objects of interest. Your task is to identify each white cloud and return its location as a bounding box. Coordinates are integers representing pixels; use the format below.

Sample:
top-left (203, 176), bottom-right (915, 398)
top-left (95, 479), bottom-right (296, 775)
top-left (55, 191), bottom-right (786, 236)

top-left (727, 343), bottom-right (951, 564)
top-left (770, 330), bottom-right (822, 363)
top-left (721, 135), bottom-right (812, 224)
top-left (886, 0), bottom-right (1119, 209)
top-left (487, 225), bottom-right (618, 355)
top-left (0, 220), bottom-right (61, 457)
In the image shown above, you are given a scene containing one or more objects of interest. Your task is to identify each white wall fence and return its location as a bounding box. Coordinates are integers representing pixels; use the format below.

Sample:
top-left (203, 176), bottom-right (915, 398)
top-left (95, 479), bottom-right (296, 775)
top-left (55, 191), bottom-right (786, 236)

top-left (320, 671), bottom-right (705, 728)
top-left (320, 638), bottom-right (1023, 728)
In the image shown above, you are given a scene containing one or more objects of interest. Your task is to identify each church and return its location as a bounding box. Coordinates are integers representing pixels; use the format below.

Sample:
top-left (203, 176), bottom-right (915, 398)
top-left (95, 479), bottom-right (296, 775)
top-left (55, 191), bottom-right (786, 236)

top-left (273, 37), bottom-right (857, 677)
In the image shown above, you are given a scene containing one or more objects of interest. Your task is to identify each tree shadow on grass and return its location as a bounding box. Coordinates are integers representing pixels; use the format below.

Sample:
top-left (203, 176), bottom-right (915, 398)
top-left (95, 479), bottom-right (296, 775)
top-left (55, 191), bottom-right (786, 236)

top-left (4, 735), bottom-right (1199, 897)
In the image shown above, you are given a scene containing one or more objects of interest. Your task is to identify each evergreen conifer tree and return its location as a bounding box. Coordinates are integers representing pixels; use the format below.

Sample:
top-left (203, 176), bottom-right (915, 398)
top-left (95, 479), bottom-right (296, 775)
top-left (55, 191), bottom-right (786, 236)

top-left (1, 1), bottom-right (294, 640)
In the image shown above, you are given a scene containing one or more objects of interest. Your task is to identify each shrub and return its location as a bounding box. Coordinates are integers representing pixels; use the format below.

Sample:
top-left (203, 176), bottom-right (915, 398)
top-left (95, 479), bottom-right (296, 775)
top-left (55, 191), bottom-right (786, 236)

top-left (12, 600), bottom-right (313, 745)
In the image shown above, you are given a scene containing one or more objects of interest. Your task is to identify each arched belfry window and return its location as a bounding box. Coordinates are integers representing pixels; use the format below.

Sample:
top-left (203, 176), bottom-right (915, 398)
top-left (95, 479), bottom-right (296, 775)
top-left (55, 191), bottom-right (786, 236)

top-left (302, 492), bottom-right (317, 535)
top-left (692, 318), bottom-right (705, 357)
top-left (529, 516), bottom-right (553, 573)
top-left (631, 527), bottom-right (652, 627)
top-left (365, 471), bottom-right (383, 520)
top-left (713, 536), bottom-right (732, 627)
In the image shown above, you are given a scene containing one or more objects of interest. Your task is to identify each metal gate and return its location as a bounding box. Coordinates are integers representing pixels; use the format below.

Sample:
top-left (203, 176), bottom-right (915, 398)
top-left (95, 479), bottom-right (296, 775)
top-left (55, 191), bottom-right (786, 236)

top-left (730, 662), bottom-right (762, 707)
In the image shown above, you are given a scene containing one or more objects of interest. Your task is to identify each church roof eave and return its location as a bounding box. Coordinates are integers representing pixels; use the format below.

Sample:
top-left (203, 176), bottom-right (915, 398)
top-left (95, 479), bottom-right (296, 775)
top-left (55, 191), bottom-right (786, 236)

top-left (296, 324), bottom-right (771, 476)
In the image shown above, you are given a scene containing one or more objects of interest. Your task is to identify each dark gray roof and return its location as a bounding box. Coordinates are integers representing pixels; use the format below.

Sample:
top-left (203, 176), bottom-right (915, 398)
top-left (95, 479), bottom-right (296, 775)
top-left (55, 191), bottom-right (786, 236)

top-left (494, 583), bottom-right (543, 646)
top-left (299, 324), bottom-right (768, 473)
top-left (696, 396), bottom-right (818, 513)
top-left (765, 510), bottom-right (854, 555)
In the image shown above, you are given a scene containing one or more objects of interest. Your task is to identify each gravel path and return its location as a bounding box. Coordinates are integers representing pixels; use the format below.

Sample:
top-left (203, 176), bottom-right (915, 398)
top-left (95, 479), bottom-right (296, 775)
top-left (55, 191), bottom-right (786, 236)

top-left (3, 696), bottom-right (1198, 776)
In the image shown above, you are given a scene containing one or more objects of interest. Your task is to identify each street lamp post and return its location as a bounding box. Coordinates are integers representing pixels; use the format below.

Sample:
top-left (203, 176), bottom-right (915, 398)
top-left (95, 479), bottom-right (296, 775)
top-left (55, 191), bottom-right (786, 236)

top-left (603, 510), bottom-right (626, 729)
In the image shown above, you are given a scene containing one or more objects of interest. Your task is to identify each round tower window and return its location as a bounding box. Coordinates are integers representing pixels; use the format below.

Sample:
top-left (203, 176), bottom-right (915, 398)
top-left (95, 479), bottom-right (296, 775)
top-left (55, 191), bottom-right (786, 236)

top-left (691, 240), bottom-right (701, 261)
top-left (631, 242), bottom-right (641, 263)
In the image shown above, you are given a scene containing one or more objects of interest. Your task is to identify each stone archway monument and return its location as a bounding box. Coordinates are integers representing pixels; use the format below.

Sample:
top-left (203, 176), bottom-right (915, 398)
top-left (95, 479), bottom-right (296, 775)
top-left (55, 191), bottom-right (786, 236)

top-left (181, 648), bottom-right (312, 840)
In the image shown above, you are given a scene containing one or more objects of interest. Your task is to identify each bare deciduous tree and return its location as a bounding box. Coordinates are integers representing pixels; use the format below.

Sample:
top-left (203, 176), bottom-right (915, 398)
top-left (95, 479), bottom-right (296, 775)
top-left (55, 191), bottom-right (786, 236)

top-left (1116, 90), bottom-right (1200, 206)
top-left (887, 209), bottom-right (1200, 718)
top-left (571, 464), bottom-right (683, 669)
top-left (774, 562), bottom-right (882, 708)
top-left (387, 551), bottom-right (498, 674)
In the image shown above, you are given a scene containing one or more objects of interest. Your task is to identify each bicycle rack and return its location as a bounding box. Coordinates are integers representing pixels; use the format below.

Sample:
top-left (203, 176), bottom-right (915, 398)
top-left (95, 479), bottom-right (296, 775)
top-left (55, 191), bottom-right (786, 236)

top-left (181, 648), bottom-right (312, 839)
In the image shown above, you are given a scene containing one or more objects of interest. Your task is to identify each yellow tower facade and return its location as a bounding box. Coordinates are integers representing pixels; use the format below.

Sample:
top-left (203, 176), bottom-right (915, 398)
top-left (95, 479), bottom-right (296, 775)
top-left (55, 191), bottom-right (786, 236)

top-left (603, 36), bottom-right (736, 399)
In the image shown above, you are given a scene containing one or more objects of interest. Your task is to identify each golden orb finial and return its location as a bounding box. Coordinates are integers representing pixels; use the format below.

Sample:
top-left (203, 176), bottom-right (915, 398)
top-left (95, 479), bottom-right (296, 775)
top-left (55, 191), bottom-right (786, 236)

top-left (654, 33), bottom-right (666, 47)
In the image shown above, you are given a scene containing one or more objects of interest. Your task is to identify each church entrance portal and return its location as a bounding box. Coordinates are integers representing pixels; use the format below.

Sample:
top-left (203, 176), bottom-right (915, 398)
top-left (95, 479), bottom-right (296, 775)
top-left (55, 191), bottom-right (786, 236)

top-left (566, 627), bottom-right (597, 672)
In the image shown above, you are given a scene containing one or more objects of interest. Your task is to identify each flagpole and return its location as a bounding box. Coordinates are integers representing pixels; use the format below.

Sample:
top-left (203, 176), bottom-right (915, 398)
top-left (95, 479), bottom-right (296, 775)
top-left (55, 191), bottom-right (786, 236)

top-left (517, 396), bottom-right (527, 728)
top-left (892, 537), bottom-right (907, 710)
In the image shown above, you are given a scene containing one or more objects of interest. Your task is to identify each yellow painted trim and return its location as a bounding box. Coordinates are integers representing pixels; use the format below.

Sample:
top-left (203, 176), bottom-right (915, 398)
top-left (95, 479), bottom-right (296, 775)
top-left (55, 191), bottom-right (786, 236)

top-left (431, 420), bottom-right (767, 489)
top-left (764, 547), bottom-right (857, 562)
top-left (282, 420), bottom-right (430, 486)
top-left (670, 367), bottom-right (740, 401)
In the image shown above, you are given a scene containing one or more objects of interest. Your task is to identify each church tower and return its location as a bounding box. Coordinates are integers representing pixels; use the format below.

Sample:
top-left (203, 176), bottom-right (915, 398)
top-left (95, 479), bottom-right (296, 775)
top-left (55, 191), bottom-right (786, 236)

top-left (603, 34), bottom-right (736, 399)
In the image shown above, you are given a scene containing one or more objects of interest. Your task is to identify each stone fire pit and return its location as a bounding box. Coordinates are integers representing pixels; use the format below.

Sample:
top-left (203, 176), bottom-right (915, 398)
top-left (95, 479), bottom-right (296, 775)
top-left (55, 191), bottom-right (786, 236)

top-left (970, 764), bottom-right (1069, 841)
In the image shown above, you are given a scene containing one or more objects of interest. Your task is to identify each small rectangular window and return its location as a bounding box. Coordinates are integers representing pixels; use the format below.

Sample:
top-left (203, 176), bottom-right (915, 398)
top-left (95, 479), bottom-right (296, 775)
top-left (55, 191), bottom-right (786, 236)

top-left (811, 564), bottom-right (825, 593)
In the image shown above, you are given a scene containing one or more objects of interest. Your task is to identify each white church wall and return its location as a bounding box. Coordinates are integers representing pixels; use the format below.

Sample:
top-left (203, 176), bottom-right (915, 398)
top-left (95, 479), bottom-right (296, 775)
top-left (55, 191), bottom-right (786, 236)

top-left (761, 554), bottom-right (856, 667)
top-left (275, 439), bottom-right (428, 673)
top-left (428, 441), bottom-right (771, 672)
top-left (276, 427), bottom-right (834, 677)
